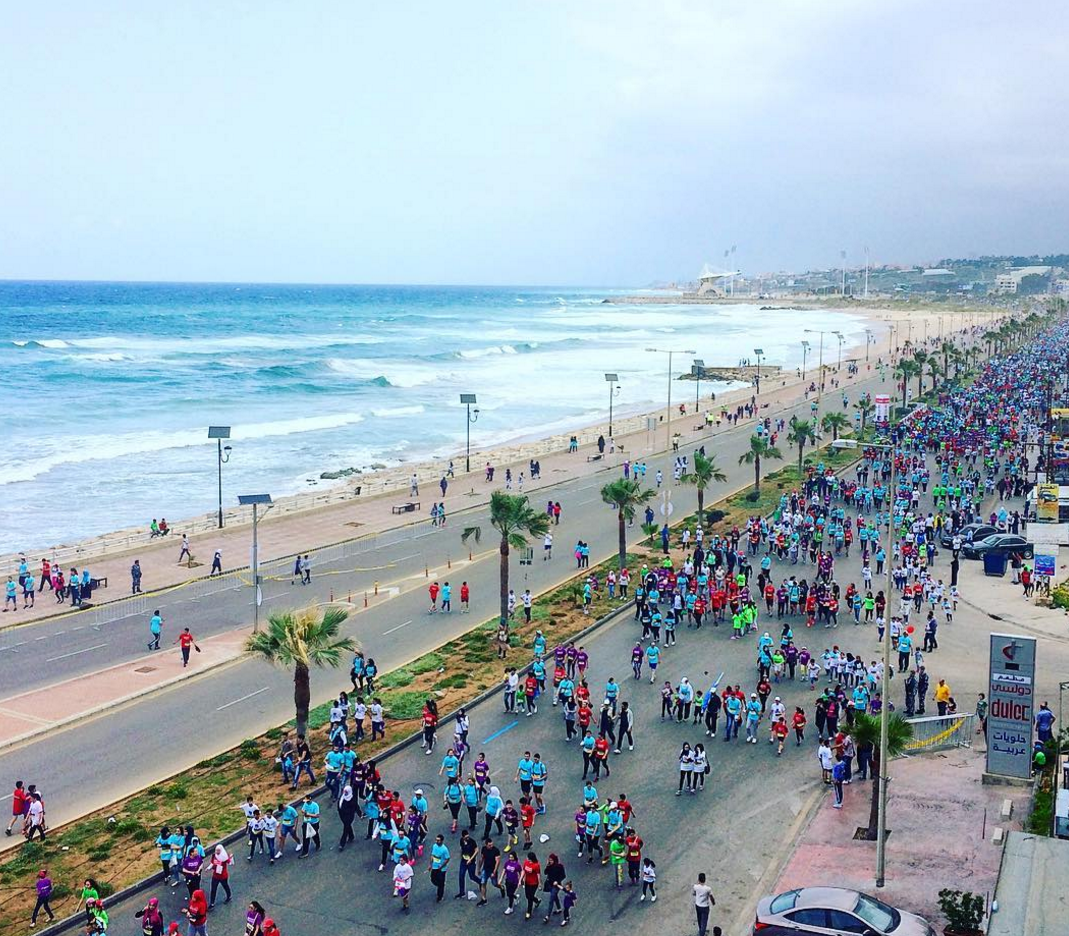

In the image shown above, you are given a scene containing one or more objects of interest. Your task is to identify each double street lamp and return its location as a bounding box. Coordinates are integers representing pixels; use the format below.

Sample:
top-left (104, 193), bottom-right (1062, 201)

top-left (691, 360), bottom-right (704, 413)
top-left (753, 348), bottom-right (764, 392)
top-left (646, 347), bottom-right (696, 455)
top-left (801, 340), bottom-right (810, 380)
top-left (834, 437), bottom-right (897, 888)
top-left (460, 394), bottom-right (479, 473)
top-left (237, 493), bottom-right (273, 633)
top-left (208, 426), bottom-right (233, 529)
top-left (605, 373), bottom-right (620, 436)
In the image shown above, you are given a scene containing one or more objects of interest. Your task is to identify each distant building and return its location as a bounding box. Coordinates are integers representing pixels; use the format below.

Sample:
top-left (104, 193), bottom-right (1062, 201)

top-left (995, 265), bottom-right (1052, 294)
top-left (696, 263), bottom-right (738, 296)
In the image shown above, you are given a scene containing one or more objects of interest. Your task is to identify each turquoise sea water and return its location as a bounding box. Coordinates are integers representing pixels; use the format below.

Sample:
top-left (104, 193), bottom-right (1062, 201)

top-left (0, 281), bottom-right (865, 552)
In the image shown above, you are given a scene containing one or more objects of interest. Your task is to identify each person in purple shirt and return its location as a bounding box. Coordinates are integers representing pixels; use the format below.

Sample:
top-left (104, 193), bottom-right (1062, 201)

top-left (32, 869), bottom-right (55, 925)
top-left (501, 852), bottom-right (522, 915)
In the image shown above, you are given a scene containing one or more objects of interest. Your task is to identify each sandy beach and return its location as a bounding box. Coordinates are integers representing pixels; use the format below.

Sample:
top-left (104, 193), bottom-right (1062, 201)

top-left (1, 300), bottom-right (989, 574)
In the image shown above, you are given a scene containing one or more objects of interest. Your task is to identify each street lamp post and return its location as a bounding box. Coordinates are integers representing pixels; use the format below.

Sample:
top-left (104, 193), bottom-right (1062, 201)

top-left (801, 340), bottom-right (810, 380)
top-left (753, 348), bottom-right (764, 393)
top-left (646, 347), bottom-right (696, 456)
top-left (208, 427), bottom-right (232, 529)
top-left (691, 360), bottom-right (704, 414)
top-left (834, 437), bottom-right (895, 887)
top-left (604, 374), bottom-right (620, 436)
top-left (835, 331), bottom-right (845, 370)
top-left (864, 329), bottom-right (874, 362)
top-left (237, 493), bottom-right (273, 633)
top-left (804, 329), bottom-right (827, 403)
top-left (460, 394), bottom-right (479, 473)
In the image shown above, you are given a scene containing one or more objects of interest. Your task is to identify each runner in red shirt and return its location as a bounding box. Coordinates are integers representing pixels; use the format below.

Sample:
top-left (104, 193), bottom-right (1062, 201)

top-left (625, 829), bottom-right (643, 885)
top-left (521, 854), bottom-right (541, 919)
top-left (6, 781), bottom-right (28, 836)
top-left (173, 627), bottom-right (198, 667)
top-left (460, 581), bottom-right (470, 612)
top-left (519, 798), bottom-right (536, 848)
top-left (428, 581), bottom-right (440, 612)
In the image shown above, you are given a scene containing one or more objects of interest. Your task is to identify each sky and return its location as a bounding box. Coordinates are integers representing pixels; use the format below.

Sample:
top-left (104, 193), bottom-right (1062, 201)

top-left (2, 1), bottom-right (1067, 285)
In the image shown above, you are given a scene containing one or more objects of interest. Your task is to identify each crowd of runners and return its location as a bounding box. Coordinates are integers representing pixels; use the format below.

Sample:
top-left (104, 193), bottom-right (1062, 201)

top-left (11, 313), bottom-right (1068, 936)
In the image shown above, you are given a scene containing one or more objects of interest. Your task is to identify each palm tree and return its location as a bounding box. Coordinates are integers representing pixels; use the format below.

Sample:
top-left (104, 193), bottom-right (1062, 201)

top-left (911, 350), bottom-right (929, 399)
top-left (850, 712), bottom-right (915, 841)
top-left (894, 358), bottom-right (919, 410)
top-left (820, 411), bottom-right (849, 442)
top-left (787, 415), bottom-right (816, 480)
top-left (738, 434), bottom-right (782, 497)
top-left (600, 478), bottom-right (655, 572)
top-left (939, 340), bottom-right (956, 381)
top-left (640, 521), bottom-right (660, 548)
top-left (245, 605), bottom-right (356, 737)
top-left (854, 398), bottom-right (875, 433)
top-left (462, 491), bottom-right (550, 628)
top-left (682, 451), bottom-right (727, 520)
top-left (982, 329), bottom-right (998, 358)
top-left (925, 358), bottom-right (941, 393)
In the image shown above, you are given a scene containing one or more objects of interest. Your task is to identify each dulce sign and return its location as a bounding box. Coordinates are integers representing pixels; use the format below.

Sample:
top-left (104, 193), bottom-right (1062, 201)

top-left (986, 633), bottom-right (1036, 779)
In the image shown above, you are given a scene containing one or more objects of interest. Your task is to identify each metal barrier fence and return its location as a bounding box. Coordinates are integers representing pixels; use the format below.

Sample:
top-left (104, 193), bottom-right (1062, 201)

top-left (904, 712), bottom-right (976, 753)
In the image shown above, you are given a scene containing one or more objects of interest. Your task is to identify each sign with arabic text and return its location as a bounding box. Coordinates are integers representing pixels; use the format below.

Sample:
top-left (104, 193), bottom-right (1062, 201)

top-left (986, 633), bottom-right (1036, 779)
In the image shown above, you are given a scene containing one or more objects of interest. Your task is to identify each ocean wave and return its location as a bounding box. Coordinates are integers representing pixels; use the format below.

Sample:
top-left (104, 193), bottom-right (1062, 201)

top-left (369, 405), bottom-right (426, 418)
top-left (0, 412), bottom-right (367, 486)
top-left (9, 338), bottom-right (71, 349)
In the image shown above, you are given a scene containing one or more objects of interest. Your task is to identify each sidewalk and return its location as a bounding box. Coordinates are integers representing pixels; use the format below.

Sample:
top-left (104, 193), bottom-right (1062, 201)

top-left (770, 747), bottom-right (1025, 930)
top-left (0, 628), bottom-right (249, 748)
top-left (0, 353), bottom-right (841, 633)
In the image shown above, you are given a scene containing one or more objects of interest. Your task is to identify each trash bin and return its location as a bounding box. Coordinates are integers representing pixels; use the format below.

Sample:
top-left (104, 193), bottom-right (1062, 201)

top-left (983, 552), bottom-right (1008, 577)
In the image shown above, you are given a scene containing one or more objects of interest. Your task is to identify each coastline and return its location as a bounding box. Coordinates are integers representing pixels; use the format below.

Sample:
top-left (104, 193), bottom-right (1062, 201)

top-left (4, 301), bottom-right (964, 568)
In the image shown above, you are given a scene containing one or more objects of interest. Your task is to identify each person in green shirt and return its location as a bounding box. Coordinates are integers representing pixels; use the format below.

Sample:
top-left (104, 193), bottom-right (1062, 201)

top-left (609, 837), bottom-right (627, 888)
top-left (79, 878), bottom-right (99, 926)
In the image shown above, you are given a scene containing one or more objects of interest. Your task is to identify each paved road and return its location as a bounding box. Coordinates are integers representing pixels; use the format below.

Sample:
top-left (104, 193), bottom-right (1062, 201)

top-left (0, 364), bottom-right (900, 835)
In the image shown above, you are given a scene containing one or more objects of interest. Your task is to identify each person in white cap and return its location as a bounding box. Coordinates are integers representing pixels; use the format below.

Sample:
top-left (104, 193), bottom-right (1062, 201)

top-left (767, 697), bottom-right (786, 741)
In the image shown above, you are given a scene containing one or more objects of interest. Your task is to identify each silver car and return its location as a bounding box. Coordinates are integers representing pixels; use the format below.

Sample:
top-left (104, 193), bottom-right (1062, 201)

top-left (754, 887), bottom-right (935, 935)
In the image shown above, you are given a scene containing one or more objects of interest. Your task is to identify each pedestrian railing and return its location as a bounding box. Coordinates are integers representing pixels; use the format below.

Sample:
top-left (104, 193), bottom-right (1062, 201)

top-left (904, 712), bottom-right (976, 753)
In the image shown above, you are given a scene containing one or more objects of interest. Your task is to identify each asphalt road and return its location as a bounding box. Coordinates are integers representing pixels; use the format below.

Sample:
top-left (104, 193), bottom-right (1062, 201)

top-left (0, 364), bottom-right (896, 836)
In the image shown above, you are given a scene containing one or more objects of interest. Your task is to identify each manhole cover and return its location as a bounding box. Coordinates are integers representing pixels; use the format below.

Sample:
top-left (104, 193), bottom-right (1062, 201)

top-left (345, 521), bottom-right (364, 529)
top-left (134, 666), bottom-right (157, 674)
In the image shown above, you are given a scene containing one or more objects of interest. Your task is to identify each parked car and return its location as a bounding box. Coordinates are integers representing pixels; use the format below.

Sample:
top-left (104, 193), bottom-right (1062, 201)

top-left (939, 522), bottom-right (997, 550)
top-left (754, 887), bottom-right (935, 935)
top-left (961, 533), bottom-right (1034, 560)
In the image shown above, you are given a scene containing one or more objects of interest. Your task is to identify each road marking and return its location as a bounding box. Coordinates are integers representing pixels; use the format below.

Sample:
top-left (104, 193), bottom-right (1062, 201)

top-left (45, 643), bottom-right (107, 663)
top-left (482, 720), bottom-right (518, 744)
top-left (382, 620), bottom-right (413, 636)
top-left (394, 553), bottom-right (418, 562)
top-left (216, 686), bottom-right (270, 711)
top-left (53, 631), bottom-right (65, 637)
top-left (413, 530), bottom-right (435, 539)
top-left (264, 591), bottom-right (291, 601)
top-left (34, 635), bottom-right (50, 641)
top-left (69, 626), bottom-right (83, 631)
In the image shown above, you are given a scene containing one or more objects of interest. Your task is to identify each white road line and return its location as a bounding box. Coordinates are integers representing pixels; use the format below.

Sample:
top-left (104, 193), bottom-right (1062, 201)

top-left (216, 686), bottom-right (270, 711)
top-left (45, 643), bottom-right (108, 663)
top-left (69, 626), bottom-right (83, 631)
top-left (53, 631), bottom-right (65, 637)
top-left (264, 591), bottom-right (291, 602)
top-left (0, 793), bottom-right (11, 802)
top-left (394, 553), bottom-right (418, 562)
top-left (413, 530), bottom-right (435, 539)
top-left (382, 620), bottom-right (413, 636)
top-left (34, 635), bottom-right (50, 641)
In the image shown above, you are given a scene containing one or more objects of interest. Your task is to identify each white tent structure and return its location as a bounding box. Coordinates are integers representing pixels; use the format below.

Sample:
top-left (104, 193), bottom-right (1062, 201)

top-left (696, 263), bottom-right (739, 296)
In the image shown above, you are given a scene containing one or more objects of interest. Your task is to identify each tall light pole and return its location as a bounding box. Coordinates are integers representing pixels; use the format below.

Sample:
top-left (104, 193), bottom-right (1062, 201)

top-left (835, 331), bottom-right (845, 370)
top-left (864, 328), bottom-right (874, 362)
top-left (460, 394), bottom-right (479, 473)
top-left (834, 438), bottom-right (895, 887)
top-left (646, 347), bottom-right (695, 456)
top-left (801, 340), bottom-right (810, 380)
top-left (864, 245), bottom-right (870, 299)
top-left (604, 374), bottom-right (620, 436)
top-left (840, 249), bottom-right (847, 297)
top-left (208, 426), bottom-right (232, 529)
top-left (753, 348), bottom-right (764, 393)
top-left (803, 329), bottom-right (827, 404)
top-left (237, 493), bottom-right (273, 633)
top-left (691, 360), bottom-right (704, 414)
top-left (730, 245), bottom-right (737, 296)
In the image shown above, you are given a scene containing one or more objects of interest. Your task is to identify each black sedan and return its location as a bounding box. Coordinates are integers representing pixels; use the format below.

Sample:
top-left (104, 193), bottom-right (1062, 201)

top-left (939, 522), bottom-right (996, 549)
top-left (962, 533), bottom-right (1034, 560)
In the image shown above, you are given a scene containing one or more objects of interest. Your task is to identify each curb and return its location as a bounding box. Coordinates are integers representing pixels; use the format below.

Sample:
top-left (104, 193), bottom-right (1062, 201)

top-left (33, 600), bottom-right (634, 936)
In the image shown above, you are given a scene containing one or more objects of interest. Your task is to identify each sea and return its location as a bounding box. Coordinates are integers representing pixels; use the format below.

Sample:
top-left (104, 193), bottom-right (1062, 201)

top-left (0, 281), bottom-right (866, 554)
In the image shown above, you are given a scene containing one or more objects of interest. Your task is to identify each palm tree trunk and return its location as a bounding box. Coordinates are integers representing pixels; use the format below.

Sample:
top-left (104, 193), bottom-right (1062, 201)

top-left (499, 536), bottom-right (510, 628)
top-left (294, 661), bottom-right (311, 738)
top-left (865, 749), bottom-right (882, 840)
top-left (697, 487), bottom-right (705, 520)
top-left (797, 446), bottom-right (804, 480)
top-left (754, 456), bottom-right (761, 495)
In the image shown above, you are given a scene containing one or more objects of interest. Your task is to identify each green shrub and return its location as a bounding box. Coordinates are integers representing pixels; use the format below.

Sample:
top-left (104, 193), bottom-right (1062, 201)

top-left (379, 669), bottom-right (415, 689)
top-left (167, 781), bottom-right (189, 800)
top-left (434, 674), bottom-right (469, 691)
top-left (239, 739), bottom-right (262, 761)
top-left (410, 653), bottom-right (445, 676)
top-left (383, 691), bottom-right (426, 720)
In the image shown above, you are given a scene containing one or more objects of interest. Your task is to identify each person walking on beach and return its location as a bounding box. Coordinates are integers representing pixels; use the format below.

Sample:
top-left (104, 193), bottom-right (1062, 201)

top-left (410, 473), bottom-right (419, 497)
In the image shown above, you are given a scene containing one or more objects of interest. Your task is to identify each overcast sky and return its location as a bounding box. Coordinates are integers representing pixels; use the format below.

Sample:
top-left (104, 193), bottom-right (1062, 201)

top-left (2, 1), bottom-right (1066, 285)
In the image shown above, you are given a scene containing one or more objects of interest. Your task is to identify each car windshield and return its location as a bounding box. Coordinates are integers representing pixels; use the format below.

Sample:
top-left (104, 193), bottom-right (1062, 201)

top-left (978, 535), bottom-right (1000, 545)
top-left (769, 890), bottom-right (800, 913)
top-left (853, 893), bottom-right (900, 931)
